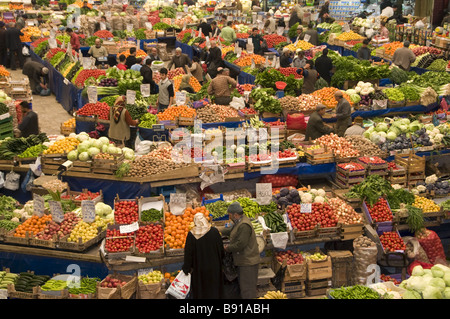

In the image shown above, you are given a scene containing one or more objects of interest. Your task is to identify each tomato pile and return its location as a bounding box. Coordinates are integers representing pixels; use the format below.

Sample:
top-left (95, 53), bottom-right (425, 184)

top-left (259, 174), bottom-right (298, 187)
top-left (359, 156), bottom-right (386, 165)
top-left (114, 200), bottom-right (139, 224)
top-left (365, 198), bottom-right (393, 222)
top-left (380, 274), bottom-right (401, 285)
top-left (73, 69), bottom-right (106, 88)
top-left (93, 30), bottom-right (114, 39)
top-left (247, 153), bottom-right (271, 162)
top-left (135, 223), bottom-right (164, 253)
top-left (263, 34), bottom-right (287, 48)
top-left (388, 162), bottom-right (402, 170)
top-left (379, 231), bottom-right (406, 252)
top-left (264, 120), bottom-right (285, 127)
top-left (105, 228), bottom-right (134, 253)
top-left (278, 67), bottom-right (302, 79)
top-left (275, 149), bottom-right (297, 159)
top-left (236, 32), bottom-right (249, 39)
top-left (76, 102), bottom-right (110, 120)
top-left (287, 202), bottom-right (338, 231)
top-left (75, 191), bottom-right (100, 201)
top-left (275, 250), bottom-right (304, 265)
top-left (337, 162), bottom-right (366, 172)
top-left (240, 108), bottom-right (257, 115)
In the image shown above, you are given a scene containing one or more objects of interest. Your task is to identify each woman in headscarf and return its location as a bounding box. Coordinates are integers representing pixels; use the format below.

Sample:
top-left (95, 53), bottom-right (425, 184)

top-left (182, 212), bottom-right (225, 299)
top-left (179, 74), bottom-right (195, 93)
top-left (108, 96), bottom-right (139, 148)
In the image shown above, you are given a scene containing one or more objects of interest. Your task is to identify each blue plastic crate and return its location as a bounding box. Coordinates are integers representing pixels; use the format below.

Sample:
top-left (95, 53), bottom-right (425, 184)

top-left (202, 194), bottom-right (229, 221)
top-left (362, 199), bottom-right (393, 229)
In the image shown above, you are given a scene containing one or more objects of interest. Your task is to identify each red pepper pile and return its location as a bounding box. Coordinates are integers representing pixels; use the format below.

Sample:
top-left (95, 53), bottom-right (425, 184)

top-left (366, 198), bottom-right (393, 222)
top-left (379, 231), bottom-right (406, 252)
top-left (93, 30), bottom-right (114, 39)
top-left (260, 174), bottom-right (298, 187)
top-left (177, 29), bottom-right (197, 41)
top-left (287, 202), bottom-right (338, 231)
top-left (263, 34), bottom-right (287, 48)
top-left (278, 67), bottom-right (302, 79)
top-left (380, 274), bottom-right (401, 285)
top-left (264, 120), bottom-right (285, 127)
top-left (236, 33), bottom-right (249, 39)
top-left (135, 223), bottom-right (164, 253)
top-left (45, 48), bottom-right (66, 60)
top-left (148, 11), bottom-right (161, 25)
top-left (114, 200), bottom-right (139, 225)
top-left (275, 149), bottom-right (297, 159)
top-left (74, 69), bottom-right (106, 88)
top-left (77, 102), bottom-right (110, 120)
top-left (345, 40), bottom-right (362, 46)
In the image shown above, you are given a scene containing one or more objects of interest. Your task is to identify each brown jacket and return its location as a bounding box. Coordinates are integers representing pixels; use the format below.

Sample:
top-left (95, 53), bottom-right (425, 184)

top-left (392, 47), bottom-right (416, 71)
top-left (167, 53), bottom-right (192, 72)
top-left (188, 62), bottom-right (203, 83)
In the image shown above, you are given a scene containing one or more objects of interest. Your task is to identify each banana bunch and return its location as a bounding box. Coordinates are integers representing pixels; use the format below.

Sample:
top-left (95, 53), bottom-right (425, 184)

top-left (251, 219), bottom-right (264, 235)
top-left (259, 290), bottom-right (288, 299)
top-left (0, 272), bottom-right (19, 289)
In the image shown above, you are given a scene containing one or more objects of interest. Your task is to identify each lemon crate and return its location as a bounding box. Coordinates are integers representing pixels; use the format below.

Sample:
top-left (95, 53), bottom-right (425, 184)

top-left (292, 224), bottom-right (319, 241)
top-left (91, 154), bottom-right (124, 175)
top-left (58, 227), bottom-right (106, 252)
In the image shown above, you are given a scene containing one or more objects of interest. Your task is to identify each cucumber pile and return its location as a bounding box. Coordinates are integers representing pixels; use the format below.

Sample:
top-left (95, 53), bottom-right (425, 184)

top-left (14, 272), bottom-right (50, 293)
top-left (263, 211), bottom-right (287, 233)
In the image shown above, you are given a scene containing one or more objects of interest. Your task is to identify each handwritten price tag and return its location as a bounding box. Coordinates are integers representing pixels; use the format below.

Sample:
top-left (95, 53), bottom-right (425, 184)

top-left (126, 90), bottom-right (136, 105)
top-left (140, 84), bottom-right (150, 97)
top-left (256, 183), bottom-right (272, 205)
top-left (137, 268), bottom-right (154, 276)
top-left (303, 34), bottom-right (311, 43)
top-left (300, 203), bottom-right (312, 213)
top-left (120, 221), bottom-right (139, 234)
top-left (170, 193), bottom-right (186, 216)
top-left (81, 200), bottom-right (96, 223)
top-left (33, 194), bottom-right (45, 217)
top-left (49, 201), bottom-right (64, 223)
top-left (87, 86), bottom-right (98, 104)
top-left (175, 91), bottom-right (186, 106)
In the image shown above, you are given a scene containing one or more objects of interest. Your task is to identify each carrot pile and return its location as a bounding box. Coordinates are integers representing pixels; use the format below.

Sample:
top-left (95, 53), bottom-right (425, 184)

top-left (0, 65), bottom-right (10, 77)
top-left (234, 53), bottom-right (266, 67)
top-left (14, 215), bottom-right (53, 238)
top-left (157, 105), bottom-right (196, 121)
top-left (311, 87), bottom-right (352, 109)
top-left (164, 206), bottom-right (210, 250)
top-left (382, 41), bottom-right (403, 56)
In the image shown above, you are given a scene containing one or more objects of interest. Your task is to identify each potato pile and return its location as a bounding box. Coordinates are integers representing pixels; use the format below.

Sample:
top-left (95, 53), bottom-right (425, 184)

top-left (345, 135), bottom-right (386, 157)
top-left (353, 236), bottom-right (376, 248)
top-left (279, 96), bottom-right (300, 111)
top-left (196, 106), bottom-right (223, 124)
top-left (127, 156), bottom-right (191, 178)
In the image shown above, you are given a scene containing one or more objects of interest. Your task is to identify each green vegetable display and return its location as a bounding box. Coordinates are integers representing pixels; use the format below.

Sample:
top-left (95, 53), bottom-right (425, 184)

top-left (138, 113), bottom-right (158, 128)
top-left (153, 22), bottom-right (172, 30)
top-left (205, 200), bottom-right (230, 220)
top-left (0, 102), bottom-right (9, 115)
top-left (255, 68), bottom-right (302, 96)
top-left (134, 28), bottom-right (147, 40)
top-left (50, 51), bottom-right (65, 67)
top-left (141, 208), bottom-right (163, 222)
top-left (250, 87), bottom-right (282, 114)
top-left (0, 133), bottom-right (49, 159)
top-left (264, 210), bottom-right (286, 233)
top-left (288, 23), bottom-right (299, 39)
top-left (398, 85), bottom-right (420, 102)
top-left (68, 277), bottom-right (100, 295)
top-left (100, 95), bottom-right (120, 107)
top-left (426, 59), bottom-right (448, 72)
top-left (232, 197), bottom-right (261, 219)
top-left (17, 144), bottom-right (48, 158)
top-left (40, 279), bottom-right (68, 291)
top-left (345, 175), bottom-right (393, 206)
top-left (114, 162), bottom-right (130, 179)
top-left (382, 88), bottom-right (405, 102)
top-left (409, 71), bottom-right (450, 93)
top-left (329, 285), bottom-right (380, 299)
top-left (386, 188), bottom-right (415, 210)
top-left (0, 219), bottom-right (20, 231)
top-left (14, 273), bottom-right (50, 293)
top-left (405, 204), bottom-right (425, 233)
top-left (125, 103), bottom-right (148, 121)
top-left (389, 67), bottom-right (409, 85)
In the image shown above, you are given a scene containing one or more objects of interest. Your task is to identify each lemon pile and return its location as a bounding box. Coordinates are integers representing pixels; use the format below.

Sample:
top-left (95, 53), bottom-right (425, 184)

top-left (413, 195), bottom-right (441, 212)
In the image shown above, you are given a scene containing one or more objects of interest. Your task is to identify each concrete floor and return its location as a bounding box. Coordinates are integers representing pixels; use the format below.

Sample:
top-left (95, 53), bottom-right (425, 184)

top-left (9, 68), bottom-right (72, 136)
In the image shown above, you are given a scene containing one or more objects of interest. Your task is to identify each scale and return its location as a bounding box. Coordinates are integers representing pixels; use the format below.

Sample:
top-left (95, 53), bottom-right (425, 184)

top-left (97, 56), bottom-right (108, 69)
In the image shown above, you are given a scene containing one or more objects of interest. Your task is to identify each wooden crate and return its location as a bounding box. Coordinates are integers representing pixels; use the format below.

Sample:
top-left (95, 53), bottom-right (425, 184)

top-left (305, 148), bottom-right (334, 165)
top-left (91, 154), bottom-right (124, 175)
top-left (3, 230), bottom-right (31, 246)
top-left (177, 116), bottom-right (195, 126)
top-left (306, 256), bottom-right (332, 281)
top-left (281, 279), bottom-right (305, 293)
top-left (286, 290), bottom-right (306, 299)
top-left (292, 225), bottom-right (318, 241)
top-left (70, 160), bottom-right (92, 173)
top-left (339, 223), bottom-right (364, 240)
top-left (60, 124), bottom-right (75, 136)
top-left (41, 154), bottom-right (67, 175)
top-left (36, 287), bottom-right (69, 299)
top-left (58, 228), bottom-right (106, 252)
top-left (273, 258), bottom-right (306, 282)
top-left (7, 284), bottom-right (38, 299)
top-left (395, 153), bottom-right (426, 174)
top-left (328, 251), bottom-right (353, 288)
top-left (71, 189), bottom-right (103, 206)
top-left (164, 247), bottom-right (184, 257)
top-left (317, 226), bottom-right (340, 238)
top-left (29, 235), bottom-right (59, 249)
top-left (335, 176), bottom-right (364, 189)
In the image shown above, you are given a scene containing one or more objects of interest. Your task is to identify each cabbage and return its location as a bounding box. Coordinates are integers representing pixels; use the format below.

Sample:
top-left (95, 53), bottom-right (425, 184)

top-left (99, 136), bottom-right (110, 145)
top-left (399, 124), bottom-right (408, 133)
top-left (78, 152), bottom-right (90, 161)
top-left (95, 202), bottom-right (112, 217)
top-left (77, 132), bottom-right (89, 142)
top-left (77, 142), bottom-right (90, 154)
top-left (444, 287), bottom-right (450, 299)
top-left (424, 124), bottom-right (435, 131)
top-left (409, 121), bottom-right (422, 132)
top-left (378, 131), bottom-right (387, 138)
top-left (430, 265), bottom-right (445, 278)
top-left (422, 286), bottom-right (443, 299)
top-left (388, 126), bottom-right (401, 136)
top-left (386, 131), bottom-right (397, 141)
top-left (346, 89), bottom-right (357, 95)
top-left (403, 289), bottom-right (422, 299)
top-left (69, 133), bottom-right (77, 138)
top-left (67, 150), bottom-right (78, 161)
top-left (102, 144), bottom-right (108, 153)
top-left (370, 133), bottom-right (384, 145)
top-left (400, 118), bottom-right (410, 125)
top-left (405, 276), bottom-right (427, 292)
top-left (412, 265), bottom-right (424, 276)
top-left (350, 94), bottom-right (361, 103)
top-left (88, 147), bottom-right (100, 157)
top-left (123, 149), bottom-right (135, 160)
top-left (92, 139), bottom-right (103, 149)
top-left (107, 145), bottom-right (117, 154)
top-left (443, 272), bottom-right (450, 286)
top-left (429, 278), bottom-right (446, 291)
top-left (375, 122), bottom-right (388, 132)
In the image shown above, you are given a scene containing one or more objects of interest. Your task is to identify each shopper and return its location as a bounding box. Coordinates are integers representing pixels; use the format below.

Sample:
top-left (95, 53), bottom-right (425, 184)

top-left (303, 22), bottom-right (319, 46)
top-left (392, 41), bottom-right (416, 71)
top-left (22, 60), bottom-right (49, 95)
top-left (206, 40), bottom-right (223, 78)
top-left (66, 28), bottom-right (80, 51)
top-left (288, 6), bottom-right (302, 28)
top-left (168, 47), bottom-right (192, 73)
top-left (280, 48), bottom-right (292, 68)
top-left (5, 23), bottom-right (24, 70)
top-left (305, 104), bottom-right (334, 141)
top-left (315, 48), bottom-right (333, 85)
top-left (292, 49), bottom-right (306, 68)
top-left (296, 60), bottom-right (319, 94)
top-left (249, 27), bottom-right (264, 55)
top-left (100, 15), bottom-right (111, 31)
top-left (198, 19), bottom-right (212, 37)
top-left (207, 68), bottom-right (237, 106)
top-left (116, 54), bottom-right (127, 70)
top-left (182, 212), bottom-right (225, 299)
top-left (221, 202), bottom-right (260, 299)
top-left (380, 0), bottom-right (393, 12)
top-left (379, 21), bottom-right (389, 38)
top-left (18, 101), bottom-right (39, 138)
top-left (156, 67), bottom-right (174, 111)
top-left (36, 14), bottom-right (44, 27)
top-left (335, 91), bottom-right (352, 137)
top-left (188, 56), bottom-right (204, 85)
top-left (220, 21), bottom-right (237, 44)
top-left (210, 21), bottom-right (220, 38)
top-left (108, 96), bottom-right (138, 148)
top-left (357, 38), bottom-right (372, 61)
top-left (387, 4), bottom-right (408, 24)
top-left (88, 38), bottom-right (108, 63)
top-left (140, 59), bottom-right (157, 94)
top-left (179, 74), bottom-right (195, 93)
top-left (130, 57), bottom-right (143, 72)
top-left (125, 47), bottom-right (137, 70)
top-left (319, 0), bottom-right (330, 22)
top-left (344, 116), bottom-right (366, 136)
top-left (0, 22), bottom-right (6, 67)
top-left (322, 13), bottom-right (335, 24)
top-left (264, 13), bottom-right (276, 34)
top-left (295, 25), bottom-right (304, 42)
top-left (144, 47), bottom-right (161, 64)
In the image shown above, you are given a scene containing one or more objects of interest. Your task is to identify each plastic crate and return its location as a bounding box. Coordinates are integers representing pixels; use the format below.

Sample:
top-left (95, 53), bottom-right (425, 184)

top-left (362, 199), bottom-right (393, 228)
top-left (202, 194), bottom-right (229, 222)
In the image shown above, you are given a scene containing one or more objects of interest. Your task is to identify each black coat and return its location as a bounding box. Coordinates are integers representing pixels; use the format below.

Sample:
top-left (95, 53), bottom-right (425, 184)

top-left (198, 22), bottom-right (211, 37)
top-left (0, 29), bottom-right (6, 51)
top-left (5, 27), bottom-right (23, 51)
top-left (380, 0), bottom-right (392, 12)
top-left (315, 55), bottom-right (333, 84)
top-left (125, 55), bottom-right (137, 70)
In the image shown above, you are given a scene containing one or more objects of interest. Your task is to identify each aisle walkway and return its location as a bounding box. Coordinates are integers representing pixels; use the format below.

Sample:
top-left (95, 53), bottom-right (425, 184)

top-left (9, 69), bottom-right (72, 136)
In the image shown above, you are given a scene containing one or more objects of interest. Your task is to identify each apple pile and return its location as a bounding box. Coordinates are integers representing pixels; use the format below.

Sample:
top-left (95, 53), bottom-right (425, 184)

top-left (114, 200), bottom-right (139, 224)
top-left (287, 202), bottom-right (338, 231)
top-left (35, 212), bottom-right (81, 240)
top-left (277, 67), bottom-right (302, 79)
top-left (135, 223), bottom-right (164, 253)
top-left (100, 275), bottom-right (127, 288)
top-left (379, 231), bottom-right (406, 252)
top-left (105, 228), bottom-right (134, 253)
top-left (365, 198), bottom-right (393, 222)
top-left (168, 67), bottom-right (185, 80)
top-left (275, 250), bottom-right (304, 265)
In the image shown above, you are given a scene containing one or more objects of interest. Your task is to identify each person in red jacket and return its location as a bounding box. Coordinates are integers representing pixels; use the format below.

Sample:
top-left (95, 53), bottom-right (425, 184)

top-left (116, 54), bottom-right (127, 70)
top-left (66, 27), bottom-right (80, 51)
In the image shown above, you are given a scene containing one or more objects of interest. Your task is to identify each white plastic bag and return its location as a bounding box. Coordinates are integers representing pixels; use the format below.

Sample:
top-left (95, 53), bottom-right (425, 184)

top-left (415, 20), bottom-right (425, 29)
top-left (0, 172), bottom-right (4, 188)
top-left (22, 46), bottom-right (30, 56)
top-left (4, 171), bottom-right (20, 191)
top-left (165, 271), bottom-right (191, 299)
top-left (30, 157), bottom-right (42, 176)
top-left (381, 7), bottom-right (394, 18)
top-left (229, 96), bottom-right (246, 110)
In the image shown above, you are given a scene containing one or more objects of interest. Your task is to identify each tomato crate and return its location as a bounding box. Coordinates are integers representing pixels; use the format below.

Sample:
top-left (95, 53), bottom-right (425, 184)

top-left (281, 279), bottom-right (305, 293)
top-left (367, 168), bottom-right (389, 177)
top-left (328, 250), bottom-right (353, 288)
top-left (71, 189), bottom-right (103, 206)
top-left (389, 164), bottom-right (406, 176)
top-left (103, 224), bottom-right (136, 259)
top-left (394, 153), bottom-right (426, 174)
top-left (357, 157), bottom-right (388, 170)
top-left (362, 199), bottom-right (393, 228)
top-left (132, 221), bottom-right (165, 259)
top-left (306, 256), bottom-right (332, 281)
top-left (317, 226), bottom-right (340, 238)
top-left (336, 164), bottom-right (366, 177)
top-left (292, 225), bottom-right (319, 241)
top-left (376, 229), bottom-right (406, 261)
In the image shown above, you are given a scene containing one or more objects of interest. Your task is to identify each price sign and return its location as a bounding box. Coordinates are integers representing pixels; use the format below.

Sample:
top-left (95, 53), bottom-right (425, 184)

top-left (303, 34), bottom-right (311, 43)
top-left (175, 91), bottom-right (186, 106)
top-left (251, 58), bottom-right (256, 69)
top-left (48, 38), bottom-right (57, 49)
top-left (184, 6), bottom-right (188, 13)
top-left (33, 194), bottom-right (45, 217)
top-left (277, 26), bottom-right (284, 36)
top-left (126, 90), bottom-right (136, 105)
top-left (182, 22), bottom-right (187, 31)
top-left (126, 24), bottom-right (133, 33)
top-left (137, 268), bottom-right (154, 276)
top-left (120, 221), bottom-right (139, 234)
top-left (81, 200), bottom-right (96, 223)
top-left (49, 201), bottom-right (64, 223)
top-left (145, 22), bottom-right (153, 30)
top-left (63, 78), bottom-right (70, 85)
top-left (49, 28), bottom-right (56, 39)
top-left (140, 84), bottom-right (150, 97)
top-left (198, 28), bottom-right (202, 38)
top-left (343, 23), bottom-right (350, 32)
top-left (300, 203), bottom-right (312, 213)
top-left (170, 193), bottom-right (186, 216)
top-left (87, 86), bottom-right (98, 104)
top-left (82, 57), bottom-right (92, 69)
top-left (256, 183), bottom-right (272, 205)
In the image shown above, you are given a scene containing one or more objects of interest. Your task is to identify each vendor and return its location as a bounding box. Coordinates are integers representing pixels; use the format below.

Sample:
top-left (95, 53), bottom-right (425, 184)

top-left (109, 96), bottom-right (139, 148)
top-left (206, 40), bottom-right (223, 78)
top-left (387, 4), bottom-right (408, 24)
top-left (305, 104), bottom-right (334, 141)
top-left (280, 48), bottom-right (292, 68)
top-left (357, 38), bottom-right (372, 61)
top-left (66, 27), bottom-right (80, 51)
top-left (125, 47), bottom-right (137, 69)
top-left (264, 13), bottom-right (276, 34)
top-left (380, 0), bottom-right (393, 13)
top-left (168, 47), bottom-right (192, 73)
top-left (334, 91), bottom-right (352, 137)
top-left (140, 59), bottom-right (157, 94)
top-left (100, 16), bottom-right (111, 31)
top-left (88, 38), bottom-right (108, 62)
top-left (296, 60), bottom-right (319, 94)
top-left (144, 47), bottom-right (161, 64)
top-left (198, 19), bottom-right (212, 37)
top-left (210, 21), bottom-right (220, 38)
top-left (22, 60), bottom-right (50, 96)
top-left (295, 25), bottom-right (304, 42)
top-left (322, 13), bottom-right (335, 24)
top-left (344, 116), bottom-right (366, 136)
top-left (116, 54), bottom-right (127, 70)
top-left (392, 41), bottom-right (416, 71)
top-left (303, 22), bottom-right (319, 46)
top-left (207, 67), bottom-right (237, 106)
top-left (292, 49), bottom-right (306, 68)
top-left (36, 14), bottom-right (44, 27)
top-left (18, 101), bottom-right (39, 138)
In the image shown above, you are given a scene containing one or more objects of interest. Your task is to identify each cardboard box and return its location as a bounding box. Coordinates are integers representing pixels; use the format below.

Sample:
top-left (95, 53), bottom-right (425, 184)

top-left (137, 279), bottom-right (166, 299)
top-left (273, 258), bottom-right (306, 281)
top-left (97, 274), bottom-right (137, 299)
top-left (306, 256), bottom-right (332, 281)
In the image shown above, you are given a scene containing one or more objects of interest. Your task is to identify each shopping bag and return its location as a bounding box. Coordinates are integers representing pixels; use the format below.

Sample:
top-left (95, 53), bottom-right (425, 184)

top-left (22, 45), bottom-right (30, 57)
top-left (165, 271), bottom-right (191, 299)
top-left (4, 171), bottom-right (20, 191)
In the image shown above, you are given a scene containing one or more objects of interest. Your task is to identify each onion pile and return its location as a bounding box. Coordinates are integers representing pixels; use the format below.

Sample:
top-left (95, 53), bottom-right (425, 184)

top-left (328, 197), bottom-right (363, 225)
top-left (209, 104), bottom-right (239, 120)
top-left (297, 94), bottom-right (323, 111)
top-left (315, 133), bottom-right (360, 158)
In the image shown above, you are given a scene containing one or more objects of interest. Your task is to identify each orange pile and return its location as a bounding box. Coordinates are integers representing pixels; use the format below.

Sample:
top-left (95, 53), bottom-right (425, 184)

top-left (382, 41), bottom-right (403, 56)
top-left (164, 206), bottom-right (210, 249)
top-left (173, 75), bottom-right (183, 92)
top-left (240, 84), bottom-right (254, 92)
top-left (118, 49), bottom-right (147, 58)
top-left (234, 53), bottom-right (266, 67)
top-left (311, 87), bottom-right (352, 109)
top-left (62, 118), bottom-right (76, 128)
top-left (157, 105), bottom-right (196, 121)
top-left (43, 137), bottom-right (80, 155)
top-left (14, 215), bottom-right (52, 238)
top-left (189, 76), bottom-right (202, 92)
top-left (0, 65), bottom-right (10, 77)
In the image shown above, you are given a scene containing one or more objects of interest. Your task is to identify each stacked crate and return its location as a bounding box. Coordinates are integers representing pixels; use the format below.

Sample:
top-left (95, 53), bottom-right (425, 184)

top-left (272, 257), bottom-right (306, 299)
top-left (357, 156), bottom-right (389, 178)
top-left (328, 251), bottom-right (353, 288)
top-left (306, 255), bottom-right (333, 297)
top-left (394, 153), bottom-right (426, 187)
top-left (388, 164), bottom-right (407, 187)
top-left (335, 162), bottom-right (366, 189)
top-left (7, 78), bottom-right (32, 103)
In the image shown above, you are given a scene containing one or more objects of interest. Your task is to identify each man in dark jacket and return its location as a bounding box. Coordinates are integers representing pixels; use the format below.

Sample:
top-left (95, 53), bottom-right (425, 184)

top-left (221, 202), bottom-right (260, 299)
top-left (380, 0), bottom-right (393, 12)
top-left (206, 40), bottom-right (223, 78)
top-left (303, 22), bottom-right (319, 46)
top-left (140, 59), bottom-right (157, 94)
top-left (305, 104), bottom-right (334, 141)
top-left (168, 47), bottom-right (192, 73)
top-left (357, 38), bottom-right (371, 61)
top-left (22, 60), bottom-right (49, 95)
top-left (18, 101), bottom-right (39, 138)
top-left (5, 23), bottom-right (24, 70)
top-left (315, 48), bottom-right (333, 85)
top-left (319, 0), bottom-right (330, 22)
top-left (296, 60), bottom-right (319, 94)
top-left (280, 48), bottom-right (292, 68)
top-left (335, 91), bottom-right (352, 137)
top-left (198, 19), bottom-right (211, 37)
top-left (125, 47), bottom-right (137, 69)
top-left (0, 22), bottom-right (6, 67)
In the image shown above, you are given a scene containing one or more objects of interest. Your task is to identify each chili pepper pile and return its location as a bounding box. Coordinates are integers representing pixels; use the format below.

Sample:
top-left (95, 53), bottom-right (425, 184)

top-left (329, 285), bottom-right (380, 299)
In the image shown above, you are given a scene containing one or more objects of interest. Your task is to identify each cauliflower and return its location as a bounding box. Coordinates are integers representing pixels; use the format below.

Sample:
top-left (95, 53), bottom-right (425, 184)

top-left (411, 188), bottom-right (420, 195)
top-left (317, 189), bottom-right (326, 197)
top-left (309, 189), bottom-right (318, 196)
top-left (416, 185), bottom-right (427, 192)
top-left (314, 195), bottom-right (325, 203)
top-left (300, 193), bottom-right (313, 203)
top-left (434, 133), bottom-right (444, 143)
top-left (11, 217), bottom-right (20, 223)
top-left (425, 174), bottom-right (438, 185)
top-left (392, 184), bottom-right (402, 190)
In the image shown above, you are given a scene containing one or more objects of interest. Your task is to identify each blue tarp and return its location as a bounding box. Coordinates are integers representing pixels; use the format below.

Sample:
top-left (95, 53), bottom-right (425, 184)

top-left (238, 71), bottom-right (255, 85)
top-left (244, 162), bottom-right (336, 180)
top-left (140, 38), bottom-right (158, 50)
